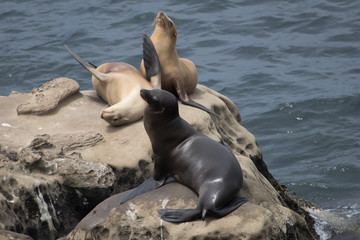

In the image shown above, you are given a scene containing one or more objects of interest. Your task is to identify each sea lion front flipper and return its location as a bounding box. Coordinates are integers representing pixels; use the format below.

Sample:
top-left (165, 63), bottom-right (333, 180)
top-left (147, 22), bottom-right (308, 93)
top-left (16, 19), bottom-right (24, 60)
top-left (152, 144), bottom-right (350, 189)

top-left (174, 78), bottom-right (218, 117)
top-left (64, 45), bottom-right (107, 82)
top-left (210, 196), bottom-right (248, 218)
top-left (158, 208), bottom-right (202, 223)
top-left (120, 176), bottom-right (176, 204)
top-left (142, 34), bottom-right (161, 89)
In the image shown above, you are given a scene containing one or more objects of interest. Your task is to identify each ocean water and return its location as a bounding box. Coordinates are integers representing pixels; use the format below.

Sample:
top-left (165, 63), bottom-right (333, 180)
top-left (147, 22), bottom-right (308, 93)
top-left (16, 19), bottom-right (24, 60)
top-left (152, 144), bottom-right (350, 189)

top-left (1, 0), bottom-right (359, 238)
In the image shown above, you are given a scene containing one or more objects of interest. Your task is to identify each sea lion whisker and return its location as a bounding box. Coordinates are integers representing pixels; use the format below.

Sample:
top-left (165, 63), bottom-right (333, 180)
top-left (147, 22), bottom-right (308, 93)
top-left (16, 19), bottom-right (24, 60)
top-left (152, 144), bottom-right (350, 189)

top-left (152, 17), bottom-right (157, 27)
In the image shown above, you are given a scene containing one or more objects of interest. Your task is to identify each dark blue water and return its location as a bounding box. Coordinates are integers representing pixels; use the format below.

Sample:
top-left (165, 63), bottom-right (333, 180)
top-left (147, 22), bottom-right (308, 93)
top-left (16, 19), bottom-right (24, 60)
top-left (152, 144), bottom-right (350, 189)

top-left (1, 0), bottom-right (359, 238)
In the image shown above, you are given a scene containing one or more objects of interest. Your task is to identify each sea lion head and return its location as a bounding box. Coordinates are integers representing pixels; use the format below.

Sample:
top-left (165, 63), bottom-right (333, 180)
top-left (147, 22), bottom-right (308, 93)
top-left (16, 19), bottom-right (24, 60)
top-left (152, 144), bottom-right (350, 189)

top-left (100, 106), bottom-right (130, 126)
top-left (140, 89), bottom-right (178, 116)
top-left (153, 12), bottom-right (177, 43)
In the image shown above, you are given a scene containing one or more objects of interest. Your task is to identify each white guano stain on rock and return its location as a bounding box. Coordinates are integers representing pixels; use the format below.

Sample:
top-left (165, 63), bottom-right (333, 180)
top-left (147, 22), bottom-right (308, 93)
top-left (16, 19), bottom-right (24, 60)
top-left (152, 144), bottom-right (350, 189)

top-left (1, 123), bottom-right (12, 127)
top-left (161, 198), bottom-right (169, 209)
top-left (125, 202), bottom-right (138, 221)
top-left (34, 188), bottom-right (56, 239)
top-left (160, 198), bottom-right (169, 240)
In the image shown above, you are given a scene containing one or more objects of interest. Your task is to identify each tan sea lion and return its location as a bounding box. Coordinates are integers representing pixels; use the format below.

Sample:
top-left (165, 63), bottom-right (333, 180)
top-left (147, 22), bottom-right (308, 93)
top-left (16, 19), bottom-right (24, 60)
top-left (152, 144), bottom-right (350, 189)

top-left (64, 35), bottom-right (160, 126)
top-left (140, 12), bottom-right (216, 115)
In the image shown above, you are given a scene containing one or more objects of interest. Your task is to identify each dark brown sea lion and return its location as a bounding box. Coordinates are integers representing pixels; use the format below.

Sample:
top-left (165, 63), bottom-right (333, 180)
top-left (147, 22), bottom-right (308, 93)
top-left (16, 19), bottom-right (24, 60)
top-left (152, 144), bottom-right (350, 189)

top-left (121, 89), bottom-right (246, 222)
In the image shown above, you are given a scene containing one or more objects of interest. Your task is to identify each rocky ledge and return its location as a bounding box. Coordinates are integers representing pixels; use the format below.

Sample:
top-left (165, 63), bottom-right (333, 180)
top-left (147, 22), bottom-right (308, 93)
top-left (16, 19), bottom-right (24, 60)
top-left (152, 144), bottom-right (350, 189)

top-left (0, 78), bottom-right (319, 239)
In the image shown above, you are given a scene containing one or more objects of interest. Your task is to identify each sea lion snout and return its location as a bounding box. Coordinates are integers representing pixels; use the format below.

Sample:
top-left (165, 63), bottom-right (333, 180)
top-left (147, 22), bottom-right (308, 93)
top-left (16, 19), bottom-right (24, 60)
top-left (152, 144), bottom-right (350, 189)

top-left (140, 89), bottom-right (150, 101)
top-left (157, 12), bottom-right (166, 18)
top-left (140, 89), bottom-right (159, 107)
top-left (156, 12), bottom-right (174, 29)
top-left (140, 89), bottom-right (162, 104)
top-left (140, 89), bottom-right (178, 113)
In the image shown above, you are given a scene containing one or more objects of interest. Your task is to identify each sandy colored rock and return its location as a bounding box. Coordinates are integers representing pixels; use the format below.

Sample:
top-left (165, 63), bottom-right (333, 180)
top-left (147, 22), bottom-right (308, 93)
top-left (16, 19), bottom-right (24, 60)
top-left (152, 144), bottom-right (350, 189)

top-left (0, 230), bottom-right (33, 240)
top-left (60, 156), bottom-right (315, 240)
top-left (0, 131), bottom-right (115, 240)
top-left (0, 80), bottom-right (317, 239)
top-left (16, 77), bottom-right (80, 115)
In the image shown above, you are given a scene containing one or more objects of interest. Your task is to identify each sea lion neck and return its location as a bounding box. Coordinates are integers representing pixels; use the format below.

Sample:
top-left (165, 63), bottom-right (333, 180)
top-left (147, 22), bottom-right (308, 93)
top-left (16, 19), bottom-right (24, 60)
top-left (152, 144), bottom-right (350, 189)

top-left (143, 105), bottom-right (179, 125)
top-left (152, 13), bottom-right (177, 51)
top-left (143, 107), bottom-right (196, 153)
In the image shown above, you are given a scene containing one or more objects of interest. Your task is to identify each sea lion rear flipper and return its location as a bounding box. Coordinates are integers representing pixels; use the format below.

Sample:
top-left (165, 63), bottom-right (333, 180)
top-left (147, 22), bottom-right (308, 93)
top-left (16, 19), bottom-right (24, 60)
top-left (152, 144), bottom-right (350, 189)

top-left (174, 78), bottom-right (218, 116)
top-left (88, 61), bottom-right (98, 68)
top-left (64, 45), bottom-right (107, 82)
top-left (142, 34), bottom-right (161, 89)
top-left (158, 208), bottom-right (202, 223)
top-left (211, 196), bottom-right (248, 218)
top-left (158, 196), bottom-right (247, 223)
top-left (180, 98), bottom-right (219, 117)
top-left (120, 176), bottom-right (175, 204)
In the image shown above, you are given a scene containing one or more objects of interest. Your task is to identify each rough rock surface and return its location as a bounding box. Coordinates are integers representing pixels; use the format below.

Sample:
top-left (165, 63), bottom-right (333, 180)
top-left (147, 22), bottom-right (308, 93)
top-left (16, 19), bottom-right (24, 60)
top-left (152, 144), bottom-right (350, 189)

top-left (0, 78), bottom-right (318, 239)
top-left (60, 155), bottom-right (316, 240)
top-left (16, 77), bottom-right (80, 115)
top-left (0, 133), bottom-right (114, 240)
top-left (0, 230), bottom-right (33, 240)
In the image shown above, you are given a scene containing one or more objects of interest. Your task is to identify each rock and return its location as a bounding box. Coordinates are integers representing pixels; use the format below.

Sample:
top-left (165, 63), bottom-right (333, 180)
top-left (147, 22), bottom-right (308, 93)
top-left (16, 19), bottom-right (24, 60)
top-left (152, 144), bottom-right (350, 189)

top-left (0, 134), bottom-right (114, 240)
top-left (0, 79), bottom-right (318, 239)
top-left (60, 155), bottom-right (316, 240)
top-left (16, 77), bottom-right (80, 115)
top-left (0, 230), bottom-right (33, 240)
top-left (0, 169), bottom-right (80, 240)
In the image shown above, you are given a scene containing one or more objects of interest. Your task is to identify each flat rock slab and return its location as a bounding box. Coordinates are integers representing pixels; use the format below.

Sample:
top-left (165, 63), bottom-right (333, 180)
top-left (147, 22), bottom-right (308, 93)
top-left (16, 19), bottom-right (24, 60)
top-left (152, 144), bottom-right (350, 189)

top-left (16, 77), bottom-right (80, 115)
top-left (0, 83), bottom-right (261, 169)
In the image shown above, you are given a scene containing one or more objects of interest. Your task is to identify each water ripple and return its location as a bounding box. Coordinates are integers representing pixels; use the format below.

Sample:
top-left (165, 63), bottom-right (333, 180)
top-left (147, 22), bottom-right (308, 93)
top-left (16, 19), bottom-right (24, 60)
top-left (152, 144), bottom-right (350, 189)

top-left (1, 0), bottom-right (359, 233)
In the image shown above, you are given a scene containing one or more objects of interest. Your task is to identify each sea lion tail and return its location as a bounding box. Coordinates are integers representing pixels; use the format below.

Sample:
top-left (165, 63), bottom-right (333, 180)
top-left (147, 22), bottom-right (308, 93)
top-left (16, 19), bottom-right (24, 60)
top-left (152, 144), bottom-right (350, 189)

top-left (179, 98), bottom-right (219, 117)
top-left (158, 208), bottom-right (202, 223)
top-left (64, 45), bottom-right (107, 82)
top-left (142, 34), bottom-right (161, 89)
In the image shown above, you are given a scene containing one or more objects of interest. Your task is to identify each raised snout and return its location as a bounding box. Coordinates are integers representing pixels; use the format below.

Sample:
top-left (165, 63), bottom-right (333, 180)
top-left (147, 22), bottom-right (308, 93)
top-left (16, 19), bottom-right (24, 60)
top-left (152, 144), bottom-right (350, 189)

top-left (157, 12), bottom-right (166, 18)
top-left (140, 89), bottom-right (150, 101)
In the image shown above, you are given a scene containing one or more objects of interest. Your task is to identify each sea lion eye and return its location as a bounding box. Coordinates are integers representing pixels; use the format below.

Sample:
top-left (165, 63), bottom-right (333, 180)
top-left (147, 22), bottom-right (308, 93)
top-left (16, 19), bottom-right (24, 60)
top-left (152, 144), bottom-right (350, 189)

top-left (113, 117), bottom-right (120, 122)
top-left (153, 96), bottom-right (159, 103)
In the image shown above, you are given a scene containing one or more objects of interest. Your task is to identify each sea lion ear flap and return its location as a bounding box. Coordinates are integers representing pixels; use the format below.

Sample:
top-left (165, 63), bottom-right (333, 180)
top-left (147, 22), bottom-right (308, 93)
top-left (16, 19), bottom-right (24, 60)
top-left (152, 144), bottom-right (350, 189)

top-left (173, 32), bottom-right (177, 38)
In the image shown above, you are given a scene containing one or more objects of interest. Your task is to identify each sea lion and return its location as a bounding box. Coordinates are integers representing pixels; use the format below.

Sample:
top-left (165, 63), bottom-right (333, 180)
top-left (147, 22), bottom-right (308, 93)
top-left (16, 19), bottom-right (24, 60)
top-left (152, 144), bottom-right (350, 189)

top-left (140, 12), bottom-right (216, 116)
top-left (121, 89), bottom-right (247, 222)
top-left (64, 35), bottom-right (160, 126)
